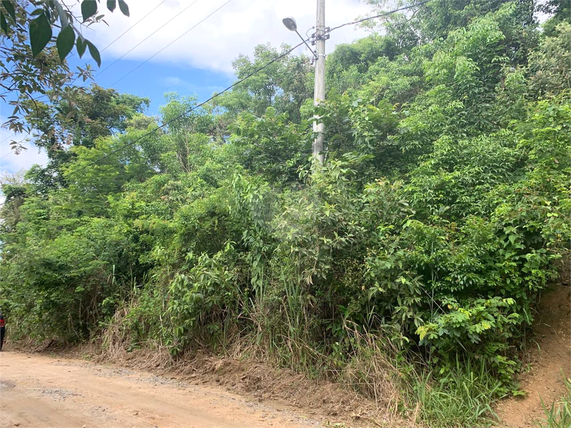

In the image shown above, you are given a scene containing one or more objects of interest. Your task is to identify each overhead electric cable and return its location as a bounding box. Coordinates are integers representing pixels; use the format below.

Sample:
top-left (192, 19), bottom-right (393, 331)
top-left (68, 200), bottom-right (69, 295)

top-left (68, 40), bottom-right (306, 177)
top-left (329, 0), bottom-right (432, 32)
top-left (0, 151), bottom-right (13, 160)
top-left (0, 134), bottom-right (14, 145)
top-left (109, 0), bottom-right (234, 87)
top-left (96, 0), bottom-right (203, 78)
top-left (11, 1), bottom-right (434, 173)
top-left (66, 0), bottom-right (169, 81)
top-left (0, 135), bottom-right (29, 160)
top-left (0, 1), bottom-right (170, 132)
top-left (99, 0), bottom-right (169, 54)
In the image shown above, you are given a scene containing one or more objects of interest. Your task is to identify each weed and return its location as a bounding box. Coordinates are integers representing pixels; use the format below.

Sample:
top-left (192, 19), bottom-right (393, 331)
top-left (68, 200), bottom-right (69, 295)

top-left (405, 357), bottom-right (502, 427)
top-left (536, 374), bottom-right (571, 428)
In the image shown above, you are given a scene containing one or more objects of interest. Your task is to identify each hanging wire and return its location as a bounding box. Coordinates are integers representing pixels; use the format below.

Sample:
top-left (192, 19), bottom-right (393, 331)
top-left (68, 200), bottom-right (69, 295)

top-left (67, 40), bottom-right (307, 177)
top-left (329, 0), bottom-right (432, 33)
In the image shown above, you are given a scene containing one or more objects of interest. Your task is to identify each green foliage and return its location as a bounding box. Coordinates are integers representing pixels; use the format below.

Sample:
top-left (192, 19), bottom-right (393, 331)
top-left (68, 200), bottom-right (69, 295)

top-left (406, 357), bottom-right (502, 427)
top-left (166, 244), bottom-right (241, 354)
top-left (1, 0), bottom-right (130, 145)
top-left (1, 2), bottom-right (569, 426)
top-left (326, 35), bottom-right (401, 93)
top-left (215, 43), bottom-right (312, 125)
top-left (230, 107), bottom-right (311, 183)
top-left (528, 22), bottom-right (571, 97)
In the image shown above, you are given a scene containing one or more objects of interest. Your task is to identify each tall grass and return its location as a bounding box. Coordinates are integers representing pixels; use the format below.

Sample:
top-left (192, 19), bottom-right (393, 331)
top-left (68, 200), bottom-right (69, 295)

top-left (405, 357), bottom-right (502, 427)
top-left (536, 374), bottom-right (571, 428)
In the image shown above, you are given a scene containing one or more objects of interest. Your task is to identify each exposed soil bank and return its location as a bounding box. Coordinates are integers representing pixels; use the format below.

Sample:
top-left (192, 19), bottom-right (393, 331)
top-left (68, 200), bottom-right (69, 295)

top-left (496, 283), bottom-right (571, 427)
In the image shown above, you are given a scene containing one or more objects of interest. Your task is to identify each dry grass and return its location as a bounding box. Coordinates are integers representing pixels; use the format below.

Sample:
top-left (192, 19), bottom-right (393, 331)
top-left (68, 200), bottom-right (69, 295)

top-left (91, 311), bottom-right (412, 427)
top-left (338, 325), bottom-right (403, 416)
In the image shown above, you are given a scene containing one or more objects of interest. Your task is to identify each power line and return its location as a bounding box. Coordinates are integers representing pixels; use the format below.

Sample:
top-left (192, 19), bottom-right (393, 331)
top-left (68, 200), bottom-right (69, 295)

top-left (68, 40), bottom-right (306, 177)
top-left (0, 132), bottom-right (29, 147)
top-left (1, 1), bottom-right (168, 148)
top-left (109, 0), bottom-right (234, 87)
top-left (100, 0), bottom-right (169, 54)
top-left (0, 135), bottom-right (30, 161)
top-left (96, 0), bottom-right (203, 79)
top-left (66, 0), bottom-right (169, 87)
top-left (1, 2), bottom-right (169, 144)
top-left (0, 151), bottom-right (13, 161)
top-left (1, 1), bottom-right (192, 153)
top-left (67, 0), bottom-right (168, 65)
top-left (9, 0), bottom-right (433, 174)
top-left (0, 134), bottom-right (15, 145)
top-left (329, 0), bottom-right (432, 32)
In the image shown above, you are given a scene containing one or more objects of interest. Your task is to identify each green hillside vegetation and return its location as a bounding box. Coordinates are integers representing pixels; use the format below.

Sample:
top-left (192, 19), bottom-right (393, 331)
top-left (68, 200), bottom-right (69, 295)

top-left (1, 1), bottom-right (569, 426)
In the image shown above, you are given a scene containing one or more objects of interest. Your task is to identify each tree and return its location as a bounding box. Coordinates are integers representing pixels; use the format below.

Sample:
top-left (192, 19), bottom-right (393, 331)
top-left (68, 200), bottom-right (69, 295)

top-left (326, 35), bottom-right (401, 94)
top-left (1, 3), bottom-right (569, 422)
top-left (365, 0), bottom-right (537, 52)
top-left (539, 0), bottom-right (571, 36)
top-left (24, 84), bottom-right (149, 193)
top-left (215, 44), bottom-right (313, 126)
top-left (1, 0), bottom-right (130, 149)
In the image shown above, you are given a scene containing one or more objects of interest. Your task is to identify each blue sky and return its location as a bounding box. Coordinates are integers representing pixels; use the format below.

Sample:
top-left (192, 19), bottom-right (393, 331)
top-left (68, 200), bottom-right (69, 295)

top-left (71, 57), bottom-right (232, 115)
top-left (1, 0), bottom-right (372, 177)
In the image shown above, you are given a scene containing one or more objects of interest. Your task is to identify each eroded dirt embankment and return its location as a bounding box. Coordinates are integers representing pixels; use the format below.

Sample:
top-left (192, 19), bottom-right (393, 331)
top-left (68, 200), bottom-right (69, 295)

top-left (0, 351), bottom-right (321, 428)
top-left (496, 282), bottom-right (571, 427)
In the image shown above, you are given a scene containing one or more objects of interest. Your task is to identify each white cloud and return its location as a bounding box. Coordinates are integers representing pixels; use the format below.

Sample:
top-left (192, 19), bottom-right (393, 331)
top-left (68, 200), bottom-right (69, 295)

top-left (87, 0), bottom-right (373, 75)
top-left (160, 76), bottom-right (225, 94)
top-left (2, 1), bottom-right (375, 175)
top-left (0, 121), bottom-right (48, 175)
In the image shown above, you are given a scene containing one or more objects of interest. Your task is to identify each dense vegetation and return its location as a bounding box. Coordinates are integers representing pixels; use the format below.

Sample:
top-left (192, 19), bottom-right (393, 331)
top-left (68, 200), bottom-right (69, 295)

top-left (1, 1), bottom-right (569, 425)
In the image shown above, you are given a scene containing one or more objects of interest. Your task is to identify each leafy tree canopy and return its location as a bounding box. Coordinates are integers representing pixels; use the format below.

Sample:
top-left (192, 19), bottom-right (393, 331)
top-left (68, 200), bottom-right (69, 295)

top-left (1, 0), bottom-right (129, 149)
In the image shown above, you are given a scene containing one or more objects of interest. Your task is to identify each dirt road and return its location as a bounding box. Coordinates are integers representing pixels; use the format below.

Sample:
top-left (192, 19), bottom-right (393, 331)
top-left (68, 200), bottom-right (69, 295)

top-left (0, 351), bottom-right (319, 428)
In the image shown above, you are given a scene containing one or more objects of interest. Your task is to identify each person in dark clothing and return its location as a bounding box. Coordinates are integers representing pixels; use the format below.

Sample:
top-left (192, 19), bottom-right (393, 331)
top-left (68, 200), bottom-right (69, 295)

top-left (0, 312), bottom-right (5, 351)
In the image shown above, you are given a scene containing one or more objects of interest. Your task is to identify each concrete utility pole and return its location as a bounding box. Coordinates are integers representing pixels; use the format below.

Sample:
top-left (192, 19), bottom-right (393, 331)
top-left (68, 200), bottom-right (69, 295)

top-left (313, 0), bottom-right (326, 165)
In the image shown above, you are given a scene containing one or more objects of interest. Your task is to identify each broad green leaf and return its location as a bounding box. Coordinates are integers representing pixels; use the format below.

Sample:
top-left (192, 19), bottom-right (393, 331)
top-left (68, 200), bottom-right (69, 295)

top-left (76, 36), bottom-right (86, 58)
top-left (29, 13), bottom-right (52, 57)
top-left (56, 25), bottom-right (75, 61)
top-left (0, 12), bottom-right (7, 35)
top-left (1, 0), bottom-right (14, 21)
top-left (86, 39), bottom-right (101, 66)
top-left (118, 0), bottom-right (129, 16)
top-left (107, 0), bottom-right (116, 12)
top-left (81, 0), bottom-right (97, 22)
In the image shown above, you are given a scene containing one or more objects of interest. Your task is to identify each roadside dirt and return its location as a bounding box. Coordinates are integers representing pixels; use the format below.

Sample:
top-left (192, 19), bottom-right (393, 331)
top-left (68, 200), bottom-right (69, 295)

top-left (103, 350), bottom-right (404, 428)
top-left (0, 351), bottom-right (322, 428)
top-left (495, 282), bottom-right (571, 427)
top-left (6, 284), bottom-right (566, 428)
